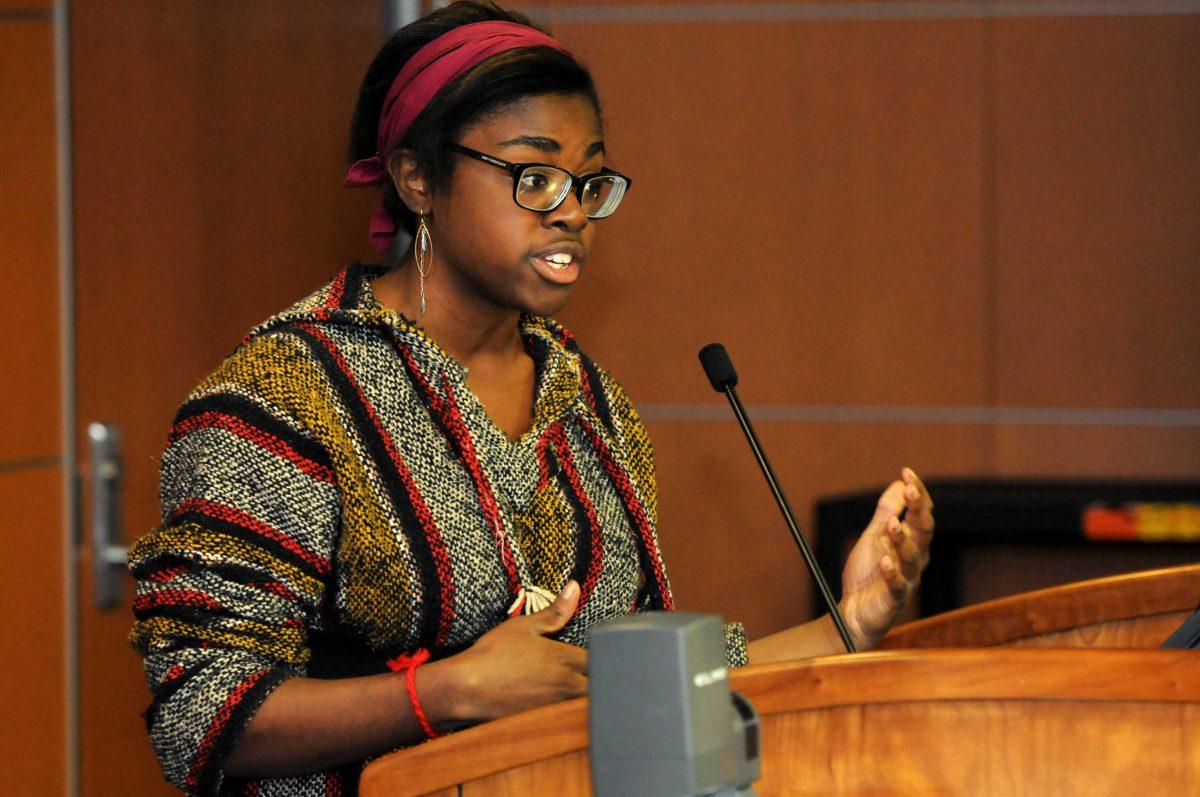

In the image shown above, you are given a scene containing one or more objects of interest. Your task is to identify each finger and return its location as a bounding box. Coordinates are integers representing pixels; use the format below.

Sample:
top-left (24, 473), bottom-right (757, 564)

top-left (576, 648), bottom-right (590, 677)
top-left (878, 554), bottom-right (908, 599)
top-left (902, 467), bottom-right (929, 497)
top-left (886, 518), bottom-right (924, 579)
top-left (870, 480), bottom-right (907, 531)
top-left (564, 671), bottom-right (589, 700)
top-left (901, 468), bottom-right (934, 514)
top-left (901, 468), bottom-right (935, 537)
top-left (557, 643), bottom-right (589, 676)
top-left (527, 580), bottom-right (581, 635)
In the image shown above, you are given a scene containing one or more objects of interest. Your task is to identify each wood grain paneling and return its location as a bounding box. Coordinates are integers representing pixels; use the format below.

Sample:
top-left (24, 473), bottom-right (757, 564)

top-left (72, 2), bottom-right (380, 541)
top-left (0, 2), bottom-right (52, 12)
top-left (993, 425), bottom-right (1200, 477)
top-left (77, 541), bottom-right (177, 796)
top-left (362, 649), bottom-right (1200, 797)
top-left (648, 419), bottom-right (992, 637)
top-left (446, 702), bottom-right (1200, 795)
top-left (543, 12), bottom-right (1200, 628)
top-left (461, 751), bottom-right (590, 795)
top-left (71, 4), bottom-right (382, 794)
top-left (0, 19), bottom-right (59, 464)
top-left (554, 19), bottom-right (991, 408)
top-left (881, 562), bottom-right (1200, 648)
top-left (759, 700), bottom-right (1198, 795)
top-left (993, 16), bottom-right (1200, 410)
top-left (0, 466), bottom-right (64, 796)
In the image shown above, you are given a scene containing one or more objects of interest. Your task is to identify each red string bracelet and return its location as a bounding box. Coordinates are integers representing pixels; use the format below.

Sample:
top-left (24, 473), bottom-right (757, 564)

top-left (386, 648), bottom-right (442, 740)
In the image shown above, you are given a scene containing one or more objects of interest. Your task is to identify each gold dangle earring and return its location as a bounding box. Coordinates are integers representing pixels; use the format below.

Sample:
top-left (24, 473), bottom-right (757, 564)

top-left (415, 213), bottom-right (434, 316)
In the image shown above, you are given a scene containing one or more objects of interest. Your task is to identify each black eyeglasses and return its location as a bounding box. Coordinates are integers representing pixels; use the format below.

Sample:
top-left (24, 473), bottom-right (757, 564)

top-left (449, 143), bottom-right (631, 219)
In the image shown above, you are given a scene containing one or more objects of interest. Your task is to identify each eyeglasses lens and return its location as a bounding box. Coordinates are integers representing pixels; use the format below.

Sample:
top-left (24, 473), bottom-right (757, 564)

top-left (516, 166), bottom-right (572, 212)
top-left (581, 176), bottom-right (626, 219)
top-left (515, 166), bottom-right (628, 218)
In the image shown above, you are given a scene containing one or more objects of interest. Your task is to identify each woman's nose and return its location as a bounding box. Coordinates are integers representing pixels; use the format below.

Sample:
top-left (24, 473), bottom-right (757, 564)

top-left (543, 191), bottom-right (589, 232)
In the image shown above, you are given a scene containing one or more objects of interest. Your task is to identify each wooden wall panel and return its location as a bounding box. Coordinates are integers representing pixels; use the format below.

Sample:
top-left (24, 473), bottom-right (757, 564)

top-left (72, 2), bottom-right (381, 539)
top-left (0, 14), bottom-right (64, 796)
top-left (0, 19), bottom-right (59, 463)
top-left (992, 16), bottom-right (1200, 410)
top-left (59, 4), bottom-right (1200, 791)
top-left (0, 466), bottom-right (64, 796)
top-left (70, 4), bottom-right (382, 794)
top-left (546, 17), bottom-right (998, 631)
top-left (994, 426), bottom-right (1200, 479)
top-left (555, 19), bottom-right (992, 408)
top-left (77, 543), bottom-right (175, 796)
top-left (547, 11), bottom-right (1199, 624)
top-left (0, 2), bottom-right (51, 11)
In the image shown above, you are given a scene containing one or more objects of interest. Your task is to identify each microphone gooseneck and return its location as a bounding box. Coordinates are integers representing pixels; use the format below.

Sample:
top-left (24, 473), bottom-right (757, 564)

top-left (698, 343), bottom-right (858, 654)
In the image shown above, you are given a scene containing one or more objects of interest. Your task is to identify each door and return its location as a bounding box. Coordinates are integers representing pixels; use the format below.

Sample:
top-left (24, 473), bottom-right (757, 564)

top-left (71, 3), bottom-right (382, 793)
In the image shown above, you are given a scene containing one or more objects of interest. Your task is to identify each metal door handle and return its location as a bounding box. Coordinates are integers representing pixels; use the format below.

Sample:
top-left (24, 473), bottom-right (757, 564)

top-left (89, 422), bottom-right (129, 610)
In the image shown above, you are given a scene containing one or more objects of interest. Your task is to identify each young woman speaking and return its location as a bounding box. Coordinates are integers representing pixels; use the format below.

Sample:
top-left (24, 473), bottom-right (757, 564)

top-left (129, 3), bottom-right (935, 793)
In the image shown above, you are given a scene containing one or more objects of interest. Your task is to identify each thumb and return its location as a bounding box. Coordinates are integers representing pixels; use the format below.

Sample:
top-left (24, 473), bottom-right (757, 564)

top-left (528, 580), bottom-right (580, 635)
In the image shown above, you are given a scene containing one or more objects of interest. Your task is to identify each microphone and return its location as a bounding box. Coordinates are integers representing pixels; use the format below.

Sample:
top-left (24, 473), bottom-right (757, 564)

top-left (698, 343), bottom-right (857, 653)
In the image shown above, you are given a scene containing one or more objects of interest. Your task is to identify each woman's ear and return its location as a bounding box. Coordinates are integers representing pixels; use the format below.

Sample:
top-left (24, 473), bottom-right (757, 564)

top-left (387, 149), bottom-right (431, 215)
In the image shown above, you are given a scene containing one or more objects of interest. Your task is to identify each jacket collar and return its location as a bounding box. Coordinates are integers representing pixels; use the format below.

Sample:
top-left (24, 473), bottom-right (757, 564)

top-left (248, 262), bottom-right (588, 420)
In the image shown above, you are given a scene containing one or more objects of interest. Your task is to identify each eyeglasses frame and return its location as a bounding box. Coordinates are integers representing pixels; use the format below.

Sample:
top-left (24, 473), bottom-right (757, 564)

top-left (448, 143), bottom-right (632, 219)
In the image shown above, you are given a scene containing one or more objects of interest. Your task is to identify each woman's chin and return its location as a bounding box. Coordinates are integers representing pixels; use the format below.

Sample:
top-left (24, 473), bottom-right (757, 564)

top-left (519, 284), bottom-right (574, 318)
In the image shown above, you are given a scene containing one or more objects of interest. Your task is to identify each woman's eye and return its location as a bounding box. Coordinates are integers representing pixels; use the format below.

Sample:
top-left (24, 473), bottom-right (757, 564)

top-left (521, 173), bottom-right (549, 190)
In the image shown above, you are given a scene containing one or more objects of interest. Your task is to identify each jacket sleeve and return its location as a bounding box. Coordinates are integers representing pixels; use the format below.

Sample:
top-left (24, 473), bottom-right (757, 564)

top-left (597, 368), bottom-right (750, 668)
top-left (128, 336), bottom-right (341, 795)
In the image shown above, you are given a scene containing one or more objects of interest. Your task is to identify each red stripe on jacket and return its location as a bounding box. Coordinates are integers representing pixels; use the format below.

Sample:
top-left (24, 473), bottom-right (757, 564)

top-left (185, 668), bottom-right (273, 792)
top-left (299, 323), bottom-right (457, 647)
top-left (548, 422), bottom-right (605, 604)
top-left (171, 498), bottom-right (332, 577)
top-left (133, 589), bottom-right (224, 614)
top-left (169, 411), bottom-right (336, 484)
top-left (577, 416), bottom-right (674, 610)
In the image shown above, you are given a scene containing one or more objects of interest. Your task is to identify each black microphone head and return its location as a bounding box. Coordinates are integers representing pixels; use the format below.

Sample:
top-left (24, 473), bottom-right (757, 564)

top-left (698, 343), bottom-right (738, 391)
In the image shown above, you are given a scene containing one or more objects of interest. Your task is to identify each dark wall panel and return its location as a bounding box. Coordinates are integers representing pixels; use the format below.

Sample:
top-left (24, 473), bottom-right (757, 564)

top-left (70, 4), bottom-right (383, 794)
top-left (557, 19), bottom-right (992, 410)
top-left (0, 19), bottom-right (59, 463)
top-left (993, 17), bottom-right (1200, 410)
top-left (71, 0), bottom-right (382, 554)
top-left (0, 466), bottom-right (65, 796)
top-left (0, 16), bottom-right (65, 796)
top-left (547, 9), bottom-right (1199, 627)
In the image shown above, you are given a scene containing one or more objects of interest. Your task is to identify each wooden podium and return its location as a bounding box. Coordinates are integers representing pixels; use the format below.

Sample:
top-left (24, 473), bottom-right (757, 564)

top-left (360, 565), bottom-right (1200, 796)
top-left (879, 562), bottom-right (1200, 649)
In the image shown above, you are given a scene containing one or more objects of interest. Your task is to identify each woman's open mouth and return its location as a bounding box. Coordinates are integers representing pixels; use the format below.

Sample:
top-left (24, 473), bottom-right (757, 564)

top-left (530, 246), bottom-right (585, 285)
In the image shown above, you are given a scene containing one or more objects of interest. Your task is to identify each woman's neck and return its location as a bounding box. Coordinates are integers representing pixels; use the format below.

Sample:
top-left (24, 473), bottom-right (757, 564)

top-left (372, 253), bottom-right (526, 370)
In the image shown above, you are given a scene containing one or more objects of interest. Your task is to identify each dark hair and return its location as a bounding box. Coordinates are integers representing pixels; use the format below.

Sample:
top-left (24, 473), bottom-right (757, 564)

top-left (348, 1), bottom-right (601, 239)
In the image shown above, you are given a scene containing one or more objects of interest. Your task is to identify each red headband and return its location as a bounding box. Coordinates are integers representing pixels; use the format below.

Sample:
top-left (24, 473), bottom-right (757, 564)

top-left (344, 21), bottom-right (573, 253)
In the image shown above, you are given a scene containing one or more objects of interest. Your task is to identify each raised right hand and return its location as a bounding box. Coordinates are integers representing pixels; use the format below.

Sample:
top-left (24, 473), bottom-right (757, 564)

top-left (444, 580), bottom-right (588, 722)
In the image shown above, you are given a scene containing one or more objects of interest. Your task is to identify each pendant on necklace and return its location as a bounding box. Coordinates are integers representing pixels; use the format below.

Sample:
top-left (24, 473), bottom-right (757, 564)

top-left (507, 584), bottom-right (557, 617)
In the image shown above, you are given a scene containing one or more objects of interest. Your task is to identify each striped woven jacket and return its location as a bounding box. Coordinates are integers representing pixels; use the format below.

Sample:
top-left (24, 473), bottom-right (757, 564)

top-left (129, 263), bottom-right (748, 795)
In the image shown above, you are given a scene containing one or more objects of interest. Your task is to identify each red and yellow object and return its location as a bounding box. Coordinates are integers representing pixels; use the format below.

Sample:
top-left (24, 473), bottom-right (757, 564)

top-left (1083, 503), bottom-right (1200, 541)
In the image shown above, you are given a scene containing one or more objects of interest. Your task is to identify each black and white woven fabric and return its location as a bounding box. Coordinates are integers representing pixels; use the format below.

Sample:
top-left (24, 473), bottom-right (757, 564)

top-left (129, 262), bottom-right (749, 795)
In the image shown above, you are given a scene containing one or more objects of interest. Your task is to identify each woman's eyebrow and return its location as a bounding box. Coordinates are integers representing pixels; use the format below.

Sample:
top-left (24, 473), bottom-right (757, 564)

top-left (497, 135), bottom-right (606, 157)
top-left (498, 135), bottom-right (560, 152)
